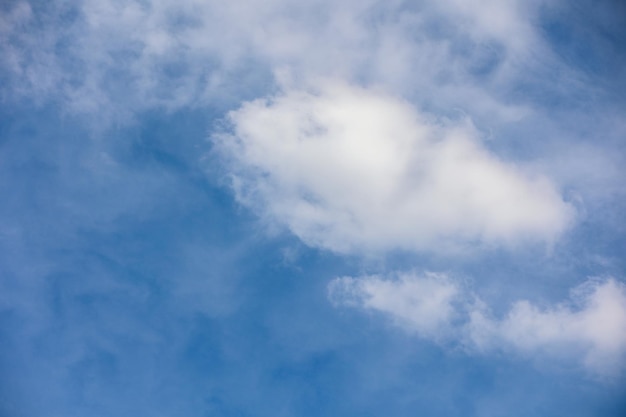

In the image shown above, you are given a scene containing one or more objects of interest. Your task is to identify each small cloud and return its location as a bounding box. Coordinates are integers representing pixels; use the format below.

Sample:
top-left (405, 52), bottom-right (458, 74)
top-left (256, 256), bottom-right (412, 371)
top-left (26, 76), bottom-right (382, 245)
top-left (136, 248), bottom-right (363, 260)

top-left (329, 272), bottom-right (626, 378)
top-left (482, 277), bottom-right (626, 377)
top-left (329, 272), bottom-right (460, 341)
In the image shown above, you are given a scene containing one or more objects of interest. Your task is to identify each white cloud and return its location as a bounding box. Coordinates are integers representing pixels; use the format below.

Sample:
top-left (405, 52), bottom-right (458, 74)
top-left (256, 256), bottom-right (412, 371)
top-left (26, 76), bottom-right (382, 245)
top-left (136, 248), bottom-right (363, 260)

top-left (432, 0), bottom-right (538, 51)
top-left (215, 81), bottom-right (573, 254)
top-left (472, 278), bottom-right (626, 376)
top-left (329, 272), bottom-right (460, 341)
top-left (1, 0), bottom-right (614, 216)
top-left (0, 0), bottom-right (549, 123)
top-left (329, 272), bottom-right (626, 377)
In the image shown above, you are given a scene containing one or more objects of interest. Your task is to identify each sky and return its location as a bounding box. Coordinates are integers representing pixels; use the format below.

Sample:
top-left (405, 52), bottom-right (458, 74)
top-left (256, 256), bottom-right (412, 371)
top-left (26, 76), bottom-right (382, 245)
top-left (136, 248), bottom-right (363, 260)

top-left (0, 0), bottom-right (625, 416)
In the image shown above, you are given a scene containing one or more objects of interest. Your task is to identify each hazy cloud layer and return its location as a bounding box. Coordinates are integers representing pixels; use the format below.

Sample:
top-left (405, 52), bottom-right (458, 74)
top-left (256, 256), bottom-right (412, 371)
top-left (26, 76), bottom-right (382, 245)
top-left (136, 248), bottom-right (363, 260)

top-left (329, 272), bottom-right (626, 377)
top-left (0, 0), bottom-right (553, 123)
top-left (216, 81), bottom-right (574, 254)
top-left (1, 0), bottom-right (625, 404)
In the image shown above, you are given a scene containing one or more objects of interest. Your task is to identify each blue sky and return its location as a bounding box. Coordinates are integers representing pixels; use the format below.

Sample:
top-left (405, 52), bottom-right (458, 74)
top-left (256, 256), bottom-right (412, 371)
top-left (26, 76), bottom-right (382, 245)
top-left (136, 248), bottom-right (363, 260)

top-left (1, 0), bottom-right (625, 416)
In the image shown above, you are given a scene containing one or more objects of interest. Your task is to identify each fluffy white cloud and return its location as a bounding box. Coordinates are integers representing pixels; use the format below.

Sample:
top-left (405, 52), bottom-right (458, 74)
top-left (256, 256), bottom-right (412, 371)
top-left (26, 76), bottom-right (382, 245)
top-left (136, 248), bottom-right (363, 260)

top-left (329, 272), bottom-right (626, 377)
top-left (470, 278), bottom-right (626, 375)
top-left (215, 81), bottom-right (573, 254)
top-left (329, 272), bottom-right (460, 340)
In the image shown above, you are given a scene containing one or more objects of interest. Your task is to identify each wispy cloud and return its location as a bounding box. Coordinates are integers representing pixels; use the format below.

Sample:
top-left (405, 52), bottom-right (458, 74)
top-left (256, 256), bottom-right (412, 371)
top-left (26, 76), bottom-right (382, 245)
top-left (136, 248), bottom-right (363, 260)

top-left (329, 272), bottom-right (461, 341)
top-left (0, 0), bottom-right (555, 124)
top-left (329, 272), bottom-right (626, 377)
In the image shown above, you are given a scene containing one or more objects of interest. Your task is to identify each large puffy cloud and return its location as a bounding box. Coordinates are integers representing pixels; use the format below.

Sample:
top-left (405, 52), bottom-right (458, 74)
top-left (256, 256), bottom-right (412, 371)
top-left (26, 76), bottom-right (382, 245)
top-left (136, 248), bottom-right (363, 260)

top-left (215, 81), bottom-right (574, 254)
top-left (329, 272), bottom-right (626, 377)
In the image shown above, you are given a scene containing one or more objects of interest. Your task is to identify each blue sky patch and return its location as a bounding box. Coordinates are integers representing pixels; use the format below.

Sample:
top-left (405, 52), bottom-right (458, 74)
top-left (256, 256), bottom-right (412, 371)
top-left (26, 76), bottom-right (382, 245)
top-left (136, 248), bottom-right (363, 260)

top-left (1, 1), bottom-right (625, 416)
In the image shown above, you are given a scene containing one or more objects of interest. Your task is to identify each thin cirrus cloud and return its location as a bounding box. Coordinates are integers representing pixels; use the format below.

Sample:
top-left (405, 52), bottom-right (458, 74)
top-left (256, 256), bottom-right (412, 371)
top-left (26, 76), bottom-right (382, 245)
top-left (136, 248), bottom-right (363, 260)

top-left (329, 272), bottom-right (626, 377)
top-left (0, 0), bottom-right (550, 125)
top-left (215, 81), bottom-right (574, 254)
